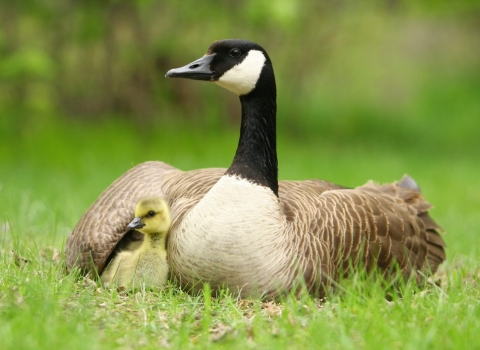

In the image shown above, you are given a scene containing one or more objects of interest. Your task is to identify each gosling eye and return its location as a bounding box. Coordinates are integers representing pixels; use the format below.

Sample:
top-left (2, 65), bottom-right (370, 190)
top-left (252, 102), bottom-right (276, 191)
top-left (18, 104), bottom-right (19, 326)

top-left (229, 48), bottom-right (241, 58)
top-left (147, 211), bottom-right (155, 218)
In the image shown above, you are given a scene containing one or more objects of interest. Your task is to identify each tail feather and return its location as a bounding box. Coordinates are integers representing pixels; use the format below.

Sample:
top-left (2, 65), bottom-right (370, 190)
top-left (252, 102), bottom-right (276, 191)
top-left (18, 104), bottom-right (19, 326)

top-left (398, 176), bottom-right (446, 274)
top-left (363, 174), bottom-right (446, 275)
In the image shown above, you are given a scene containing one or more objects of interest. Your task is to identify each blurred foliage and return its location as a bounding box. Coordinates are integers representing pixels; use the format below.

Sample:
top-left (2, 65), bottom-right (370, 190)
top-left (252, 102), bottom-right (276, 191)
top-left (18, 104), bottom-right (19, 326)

top-left (0, 0), bottom-right (479, 153)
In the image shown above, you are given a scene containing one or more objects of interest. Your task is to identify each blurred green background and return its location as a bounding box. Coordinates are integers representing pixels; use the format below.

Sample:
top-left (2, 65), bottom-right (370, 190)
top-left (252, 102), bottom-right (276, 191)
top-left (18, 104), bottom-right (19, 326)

top-left (1, 1), bottom-right (479, 258)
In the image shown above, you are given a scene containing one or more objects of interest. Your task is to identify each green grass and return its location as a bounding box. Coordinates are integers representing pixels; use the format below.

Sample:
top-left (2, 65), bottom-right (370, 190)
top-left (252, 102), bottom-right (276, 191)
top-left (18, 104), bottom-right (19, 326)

top-left (1, 118), bottom-right (479, 349)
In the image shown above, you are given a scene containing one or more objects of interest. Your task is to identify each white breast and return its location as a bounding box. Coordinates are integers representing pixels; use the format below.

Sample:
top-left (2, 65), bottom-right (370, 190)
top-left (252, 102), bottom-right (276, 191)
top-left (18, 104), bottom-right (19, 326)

top-left (171, 175), bottom-right (292, 296)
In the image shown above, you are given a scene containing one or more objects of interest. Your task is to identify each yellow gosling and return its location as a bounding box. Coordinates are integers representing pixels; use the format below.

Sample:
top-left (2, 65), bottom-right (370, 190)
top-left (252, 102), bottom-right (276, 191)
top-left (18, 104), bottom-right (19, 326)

top-left (101, 197), bottom-right (170, 290)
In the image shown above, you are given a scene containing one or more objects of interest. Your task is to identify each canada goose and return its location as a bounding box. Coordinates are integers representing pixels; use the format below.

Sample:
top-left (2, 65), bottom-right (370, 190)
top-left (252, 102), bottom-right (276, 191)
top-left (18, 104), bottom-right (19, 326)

top-left (101, 197), bottom-right (171, 290)
top-left (66, 39), bottom-right (445, 298)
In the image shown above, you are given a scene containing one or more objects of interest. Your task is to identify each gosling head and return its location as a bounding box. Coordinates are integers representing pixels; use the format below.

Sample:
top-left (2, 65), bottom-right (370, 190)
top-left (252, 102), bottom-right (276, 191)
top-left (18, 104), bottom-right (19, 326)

top-left (127, 197), bottom-right (171, 236)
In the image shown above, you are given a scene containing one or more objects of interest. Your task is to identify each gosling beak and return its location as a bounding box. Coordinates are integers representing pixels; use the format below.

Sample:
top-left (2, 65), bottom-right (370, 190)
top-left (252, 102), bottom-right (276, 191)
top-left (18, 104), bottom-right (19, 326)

top-left (165, 54), bottom-right (216, 81)
top-left (127, 217), bottom-right (145, 230)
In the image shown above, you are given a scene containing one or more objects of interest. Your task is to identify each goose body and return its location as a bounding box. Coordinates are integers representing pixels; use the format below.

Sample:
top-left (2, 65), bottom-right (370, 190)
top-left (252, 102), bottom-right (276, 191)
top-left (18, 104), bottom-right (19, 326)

top-left (101, 197), bottom-right (171, 290)
top-left (66, 39), bottom-right (445, 298)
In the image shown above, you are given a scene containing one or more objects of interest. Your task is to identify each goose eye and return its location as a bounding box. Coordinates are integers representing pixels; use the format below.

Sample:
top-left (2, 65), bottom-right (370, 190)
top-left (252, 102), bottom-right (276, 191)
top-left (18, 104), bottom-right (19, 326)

top-left (147, 211), bottom-right (155, 217)
top-left (229, 48), bottom-right (241, 58)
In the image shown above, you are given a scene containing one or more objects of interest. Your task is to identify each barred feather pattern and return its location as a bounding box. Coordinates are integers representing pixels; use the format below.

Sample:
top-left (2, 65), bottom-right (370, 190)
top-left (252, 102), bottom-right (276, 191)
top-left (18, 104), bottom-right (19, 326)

top-left (65, 161), bottom-right (445, 297)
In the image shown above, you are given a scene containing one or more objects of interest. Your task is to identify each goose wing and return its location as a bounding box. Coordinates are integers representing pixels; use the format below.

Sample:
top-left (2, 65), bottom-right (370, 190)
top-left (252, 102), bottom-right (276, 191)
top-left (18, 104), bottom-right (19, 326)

top-left (278, 177), bottom-right (445, 292)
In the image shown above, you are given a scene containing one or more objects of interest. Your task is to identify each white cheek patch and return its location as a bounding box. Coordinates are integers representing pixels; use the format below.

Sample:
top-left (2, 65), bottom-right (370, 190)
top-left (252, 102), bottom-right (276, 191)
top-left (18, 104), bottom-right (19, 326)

top-left (214, 50), bottom-right (266, 96)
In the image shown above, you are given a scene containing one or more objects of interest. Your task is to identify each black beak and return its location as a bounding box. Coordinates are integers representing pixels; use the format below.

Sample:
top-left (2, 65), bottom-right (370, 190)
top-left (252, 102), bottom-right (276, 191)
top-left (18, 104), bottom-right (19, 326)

top-left (165, 54), bottom-right (216, 81)
top-left (127, 217), bottom-right (145, 230)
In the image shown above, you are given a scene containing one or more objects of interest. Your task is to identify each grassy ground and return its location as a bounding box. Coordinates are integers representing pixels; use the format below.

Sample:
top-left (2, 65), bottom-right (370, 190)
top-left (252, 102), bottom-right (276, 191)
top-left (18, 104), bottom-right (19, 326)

top-left (1, 119), bottom-right (479, 349)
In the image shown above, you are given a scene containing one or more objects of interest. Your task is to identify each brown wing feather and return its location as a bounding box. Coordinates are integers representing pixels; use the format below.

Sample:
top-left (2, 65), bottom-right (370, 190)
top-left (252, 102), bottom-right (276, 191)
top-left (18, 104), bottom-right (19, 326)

top-left (278, 178), bottom-right (445, 294)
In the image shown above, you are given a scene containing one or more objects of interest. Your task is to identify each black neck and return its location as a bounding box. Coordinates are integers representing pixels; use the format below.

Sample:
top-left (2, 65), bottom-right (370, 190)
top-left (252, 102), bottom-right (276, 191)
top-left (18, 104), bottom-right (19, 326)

top-left (226, 66), bottom-right (278, 196)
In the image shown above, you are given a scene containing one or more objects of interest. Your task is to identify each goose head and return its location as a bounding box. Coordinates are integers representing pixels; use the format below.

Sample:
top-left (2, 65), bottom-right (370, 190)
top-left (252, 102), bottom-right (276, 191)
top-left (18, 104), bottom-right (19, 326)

top-left (166, 39), bottom-right (273, 96)
top-left (127, 197), bottom-right (171, 235)
top-left (166, 39), bottom-right (279, 196)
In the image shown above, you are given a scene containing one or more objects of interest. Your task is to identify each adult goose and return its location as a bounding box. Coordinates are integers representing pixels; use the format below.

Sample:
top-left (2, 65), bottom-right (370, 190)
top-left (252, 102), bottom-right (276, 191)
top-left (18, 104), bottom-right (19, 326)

top-left (66, 39), bottom-right (445, 298)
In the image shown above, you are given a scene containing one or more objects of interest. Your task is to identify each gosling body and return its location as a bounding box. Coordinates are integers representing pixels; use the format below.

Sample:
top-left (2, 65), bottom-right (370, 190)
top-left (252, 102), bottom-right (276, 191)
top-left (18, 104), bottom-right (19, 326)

top-left (101, 197), bottom-right (170, 290)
